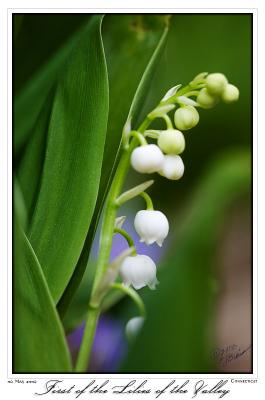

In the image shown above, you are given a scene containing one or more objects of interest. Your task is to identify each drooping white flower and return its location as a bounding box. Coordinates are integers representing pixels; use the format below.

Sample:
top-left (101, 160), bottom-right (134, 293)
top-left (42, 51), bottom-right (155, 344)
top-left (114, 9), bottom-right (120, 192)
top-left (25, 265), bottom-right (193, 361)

top-left (157, 129), bottom-right (185, 155)
top-left (119, 254), bottom-right (159, 290)
top-left (125, 316), bottom-right (145, 341)
top-left (130, 144), bottom-right (164, 174)
top-left (134, 210), bottom-right (169, 247)
top-left (159, 155), bottom-right (184, 180)
top-left (221, 84), bottom-right (239, 103)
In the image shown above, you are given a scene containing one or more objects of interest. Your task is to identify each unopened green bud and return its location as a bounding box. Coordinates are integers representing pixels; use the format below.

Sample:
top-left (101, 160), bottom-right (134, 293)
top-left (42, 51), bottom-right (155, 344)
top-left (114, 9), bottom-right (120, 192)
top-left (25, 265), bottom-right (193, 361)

top-left (158, 129), bottom-right (185, 155)
top-left (221, 84), bottom-right (239, 103)
top-left (190, 72), bottom-right (208, 87)
top-left (197, 88), bottom-right (218, 109)
top-left (206, 73), bottom-right (228, 95)
top-left (174, 105), bottom-right (199, 131)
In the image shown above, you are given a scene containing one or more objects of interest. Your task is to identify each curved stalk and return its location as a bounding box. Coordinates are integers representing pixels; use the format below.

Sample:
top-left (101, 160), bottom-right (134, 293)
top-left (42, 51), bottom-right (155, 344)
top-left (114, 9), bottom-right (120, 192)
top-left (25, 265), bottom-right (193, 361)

top-left (110, 282), bottom-right (146, 317)
top-left (140, 192), bottom-right (154, 210)
top-left (162, 114), bottom-right (173, 129)
top-left (129, 130), bottom-right (148, 146)
top-left (114, 227), bottom-right (136, 250)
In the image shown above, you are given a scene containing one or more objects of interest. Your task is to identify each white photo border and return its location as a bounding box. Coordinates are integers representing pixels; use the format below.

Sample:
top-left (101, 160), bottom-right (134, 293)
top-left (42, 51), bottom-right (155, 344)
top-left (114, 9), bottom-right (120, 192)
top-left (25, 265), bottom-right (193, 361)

top-left (1, 3), bottom-right (261, 399)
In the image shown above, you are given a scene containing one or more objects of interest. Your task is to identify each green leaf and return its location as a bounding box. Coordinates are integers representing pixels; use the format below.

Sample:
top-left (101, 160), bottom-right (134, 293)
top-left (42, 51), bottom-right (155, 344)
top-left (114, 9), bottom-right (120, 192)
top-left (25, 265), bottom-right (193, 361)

top-left (58, 15), bottom-right (169, 317)
top-left (17, 91), bottom-right (54, 222)
top-left (14, 15), bottom-right (90, 92)
top-left (14, 216), bottom-right (72, 372)
top-left (121, 149), bottom-right (251, 372)
top-left (14, 16), bottom-right (92, 157)
top-left (28, 15), bottom-right (109, 303)
top-left (62, 261), bottom-right (96, 333)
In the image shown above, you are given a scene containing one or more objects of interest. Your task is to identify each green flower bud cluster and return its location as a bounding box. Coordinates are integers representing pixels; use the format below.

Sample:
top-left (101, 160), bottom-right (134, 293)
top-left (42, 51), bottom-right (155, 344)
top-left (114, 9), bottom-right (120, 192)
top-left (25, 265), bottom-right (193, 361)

top-left (128, 72), bottom-right (239, 182)
top-left (197, 73), bottom-right (239, 108)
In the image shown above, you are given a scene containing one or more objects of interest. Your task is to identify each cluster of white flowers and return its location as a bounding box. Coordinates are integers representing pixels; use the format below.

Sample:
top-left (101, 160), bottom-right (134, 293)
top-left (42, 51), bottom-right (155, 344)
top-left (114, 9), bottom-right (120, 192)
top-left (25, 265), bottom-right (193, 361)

top-left (119, 209), bottom-right (169, 291)
top-left (130, 131), bottom-right (186, 181)
top-left (117, 72), bottom-right (239, 338)
top-left (129, 106), bottom-right (197, 182)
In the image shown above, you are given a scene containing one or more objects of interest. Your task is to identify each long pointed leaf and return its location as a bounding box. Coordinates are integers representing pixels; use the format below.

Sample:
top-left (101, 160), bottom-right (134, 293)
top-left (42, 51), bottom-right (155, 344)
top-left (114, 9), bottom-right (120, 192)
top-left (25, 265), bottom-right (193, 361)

top-left (28, 15), bottom-right (109, 303)
top-left (14, 16), bottom-right (92, 156)
top-left (17, 91), bottom-right (54, 222)
top-left (14, 218), bottom-right (72, 372)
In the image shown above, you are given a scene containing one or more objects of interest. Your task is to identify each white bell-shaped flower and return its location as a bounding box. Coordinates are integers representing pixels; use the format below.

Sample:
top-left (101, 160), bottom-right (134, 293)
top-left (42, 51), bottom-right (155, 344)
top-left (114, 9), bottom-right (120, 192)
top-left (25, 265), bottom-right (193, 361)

top-left (134, 210), bottom-right (169, 247)
top-left (125, 316), bottom-right (145, 341)
top-left (159, 155), bottom-right (184, 180)
top-left (130, 144), bottom-right (164, 174)
top-left (119, 254), bottom-right (159, 290)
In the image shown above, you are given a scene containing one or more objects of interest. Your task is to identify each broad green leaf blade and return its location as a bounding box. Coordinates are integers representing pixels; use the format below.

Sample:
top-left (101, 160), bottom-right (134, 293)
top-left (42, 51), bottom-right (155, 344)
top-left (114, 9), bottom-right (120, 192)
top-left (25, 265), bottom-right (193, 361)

top-left (14, 16), bottom-right (92, 157)
top-left (58, 15), bottom-right (169, 318)
top-left (14, 14), bottom-right (90, 93)
top-left (62, 260), bottom-right (96, 333)
top-left (14, 219), bottom-right (72, 372)
top-left (17, 91), bottom-right (54, 222)
top-left (121, 150), bottom-right (251, 372)
top-left (14, 178), bottom-right (28, 229)
top-left (29, 15), bottom-right (109, 303)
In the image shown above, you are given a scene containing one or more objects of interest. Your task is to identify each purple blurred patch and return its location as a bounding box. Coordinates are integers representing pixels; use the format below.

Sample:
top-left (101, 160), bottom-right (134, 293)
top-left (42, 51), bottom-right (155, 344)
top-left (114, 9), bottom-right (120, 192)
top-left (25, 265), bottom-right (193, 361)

top-left (89, 315), bottom-right (127, 372)
top-left (67, 315), bottom-right (127, 372)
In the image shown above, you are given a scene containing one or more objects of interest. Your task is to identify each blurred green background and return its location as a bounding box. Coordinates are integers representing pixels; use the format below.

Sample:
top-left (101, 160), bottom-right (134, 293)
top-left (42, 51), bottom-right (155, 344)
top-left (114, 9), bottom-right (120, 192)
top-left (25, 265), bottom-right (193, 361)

top-left (14, 13), bottom-right (252, 373)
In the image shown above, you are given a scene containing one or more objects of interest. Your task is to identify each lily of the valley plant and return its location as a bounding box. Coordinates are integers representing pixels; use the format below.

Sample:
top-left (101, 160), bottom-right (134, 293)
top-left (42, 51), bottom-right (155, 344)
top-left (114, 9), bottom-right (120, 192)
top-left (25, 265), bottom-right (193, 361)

top-left (75, 72), bottom-right (239, 371)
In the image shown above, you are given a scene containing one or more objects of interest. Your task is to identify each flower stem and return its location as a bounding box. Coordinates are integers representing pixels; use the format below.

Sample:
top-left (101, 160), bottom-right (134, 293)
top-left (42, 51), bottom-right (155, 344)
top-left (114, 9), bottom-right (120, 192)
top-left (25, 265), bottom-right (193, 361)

top-left (114, 227), bottom-right (136, 250)
top-left (140, 192), bottom-right (154, 210)
top-left (161, 83), bottom-right (205, 105)
top-left (74, 83), bottom-right (196, 372)
top-left (110, 282), bottom-right (146, 317)
top-left (74, 119), bottom-right (151, 372)
top-left (74, 306), bottom-right (99, 372)
top-left (130, 130), bottom-right (148, 146)
top-left (162, 114), bottom-right (173, 129)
